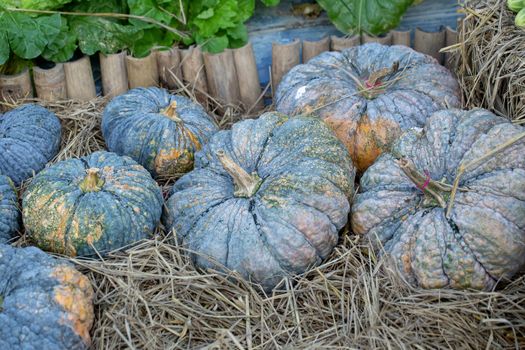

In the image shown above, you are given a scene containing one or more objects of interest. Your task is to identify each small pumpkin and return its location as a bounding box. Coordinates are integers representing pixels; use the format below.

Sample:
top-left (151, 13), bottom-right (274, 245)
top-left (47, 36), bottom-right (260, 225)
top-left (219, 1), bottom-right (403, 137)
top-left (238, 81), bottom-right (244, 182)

top-left (0, 175), bottom-right (19, 244)
top-left (102, 87), bottom-right (219, 179)
top-left (165, 112), bottom-right (355, 291)
top-left (351, 109), bottom-right (525, 290)
top-left (275, 43), bottom-right (461, 173)
top-left (0, 104), bottom-right (61, 185)
top-left (22, 151), bottom-right (163, 257)
top-left (0, 244), bottom-right (94, 350)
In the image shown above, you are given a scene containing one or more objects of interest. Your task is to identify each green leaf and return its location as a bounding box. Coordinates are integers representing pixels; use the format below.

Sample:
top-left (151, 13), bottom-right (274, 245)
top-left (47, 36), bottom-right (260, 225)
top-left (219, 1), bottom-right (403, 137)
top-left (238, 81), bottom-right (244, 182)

top-left (197, 34), bottom-right (228, 53)
top-left (67, 0), bottom-right (129, 14)
top-left (190, 0), bottom-right (238, 38)
top-left (3, 0), bottom-right (73, 11)
top-left (1, 12), bottom-right (61, 59)
top-left (227, 23), bottom-right (248, 48)
top-left (259, 0), bottom-right (280, 6)
top-left (70, 16), bottom-right (141, 55)
top-left (0, 31), bottom-right (9, 64)
top-left (130, 27), bottom-right (175, 57)
top-left (42, 17), bottom-right (77, 63)
top-left (316, 0), bottom-right (414, 36)
top-left (127, 0), bottom-right (175, 28)
top-left (237, 0), bottom-right (255, 22)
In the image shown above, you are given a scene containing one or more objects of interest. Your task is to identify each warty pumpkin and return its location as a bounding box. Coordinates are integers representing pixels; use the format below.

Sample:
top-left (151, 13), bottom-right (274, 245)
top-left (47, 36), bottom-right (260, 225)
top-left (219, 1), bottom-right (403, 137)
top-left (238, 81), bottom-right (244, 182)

top-left (0, 244), bottom-right (94, 350)
top-left (22, 151), bottom-right (163, 257)
top-left (275, 43), bottom-right (461, 173)
top-left (0, 104), bottom-right (61, 185)
top-left (164, 112), bottom-right (355, 291)
top-left (0, 175), bottom-right (19, 244)
top-left (351, 108), bottom-right (525, 290)
top-left (102, 87), bottom-right (218, 179)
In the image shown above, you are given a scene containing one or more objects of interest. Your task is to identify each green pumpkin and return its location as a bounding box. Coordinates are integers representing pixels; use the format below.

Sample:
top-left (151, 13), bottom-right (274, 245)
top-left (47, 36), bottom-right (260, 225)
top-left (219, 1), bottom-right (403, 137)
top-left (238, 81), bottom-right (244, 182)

top-left (22, 151), bottom-right (163, 257)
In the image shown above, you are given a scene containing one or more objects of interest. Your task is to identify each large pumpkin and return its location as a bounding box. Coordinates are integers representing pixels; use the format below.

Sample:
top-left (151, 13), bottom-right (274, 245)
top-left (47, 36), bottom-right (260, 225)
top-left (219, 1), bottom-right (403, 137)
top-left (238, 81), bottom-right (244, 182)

top-left (102, 87), bottom-right (218, 179)
top-left (0, 244), bottom-right (94, 350)
top-left (275, 43), bottom-right (461, 173)
top-left (0, 175), bottom-right (19, 244)
top-left (165, 112), bottom-right (355, 291)
top-left (0, 104), bottom-right (61, 185)
top-left (351, 109), bottom-right (525, 290)
top-left (22, 151), bottom-right (163, 257)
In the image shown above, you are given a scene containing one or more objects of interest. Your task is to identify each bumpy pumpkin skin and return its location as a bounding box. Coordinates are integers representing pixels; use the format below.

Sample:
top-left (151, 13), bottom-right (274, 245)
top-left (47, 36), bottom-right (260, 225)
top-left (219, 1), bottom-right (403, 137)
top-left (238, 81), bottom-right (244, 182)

top-left (102, 87), bottom-right (218, 179)
top-left (165, 112), bottom-right (355, 291)
top-left (22, 151), bottom-right (163, 257)
top-left (0, 244), bottom-right (94, 350)
top-left (0, 104), bottom-right (61, 185)
top-left (0, 175), bottom-right (19, 243)
top-left (275, 43), bottom-right (461, 173)
top-left (351, 109), bottom-right (525, 290)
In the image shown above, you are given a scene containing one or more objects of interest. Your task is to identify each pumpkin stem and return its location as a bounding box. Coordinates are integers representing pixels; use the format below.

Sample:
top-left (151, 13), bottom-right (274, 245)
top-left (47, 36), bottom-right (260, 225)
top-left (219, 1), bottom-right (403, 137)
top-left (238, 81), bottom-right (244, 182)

top-left (361, 61), bottom-right (400, 99)
top-left (398, 158), bottom-right (449, 208)
top-left (216, 150), bottom-right (262, 198)
top-left (79, 168), bottom-right (104, 193)
top-left (161, 101), bottom-right (182, 122)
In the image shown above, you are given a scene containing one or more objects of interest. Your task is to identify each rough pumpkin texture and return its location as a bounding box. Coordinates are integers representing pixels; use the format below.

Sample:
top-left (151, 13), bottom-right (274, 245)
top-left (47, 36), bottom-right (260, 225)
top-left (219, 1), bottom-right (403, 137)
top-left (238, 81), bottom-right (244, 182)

top-left (351, 109), bottom-right (525, 290)
top-left (22, 151), bottom-right (163, 257)
top-left (102, 87), bottom-right (218, 179)
top-left (0, 244), bottom-right (94, 350)
top-left (0, 104), bottom-right (61, 185)
top-left (275, 43), bottom-right (461, 173)
top-left (165, 112), bottom-right (356, 291)
top-left (0, 175), bottom-right (19, 244)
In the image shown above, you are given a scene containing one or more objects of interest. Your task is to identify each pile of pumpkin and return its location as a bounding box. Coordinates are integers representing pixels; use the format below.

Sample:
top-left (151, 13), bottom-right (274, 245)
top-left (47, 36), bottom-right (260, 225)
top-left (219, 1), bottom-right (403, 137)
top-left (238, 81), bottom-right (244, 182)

top-left (1, 43), bottom-right (524, 350)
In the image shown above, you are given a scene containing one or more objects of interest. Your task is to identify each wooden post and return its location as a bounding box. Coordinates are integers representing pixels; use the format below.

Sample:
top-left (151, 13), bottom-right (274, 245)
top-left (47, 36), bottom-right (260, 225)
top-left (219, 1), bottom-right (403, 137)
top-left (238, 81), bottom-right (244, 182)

top-left (302, 36), bottom-right (330, 63)
top-left (444, 26), bottom-right (458, 70)
top-left (157, 48), bottom-right (182, 89)
top-left (0, 68), bottom-right (33, 103)
top-left (330, 35), bottom-right (360, 51)
top-left (203, 49), bottom-right (241, 108)
top-left (271, 39), bottom-right (301, 95)
top-left (180, 46), bottom-right (209, 103)
top-left (126, 52), bottom-right (159, 89)
top-left (232, 43), bottom-right (264, 112)
top-left (392, 30), bottom-right (411, 47)
top-left (414, 27), bottom-right (446, 64)
top-left (33, 64), bottom-right (67, 101)
top-left (362, 32), bottom-right (393, 45)
top-left (100, 51), bottom-right (128, 97)
top-left (64, 56), bottom-right (97, 100)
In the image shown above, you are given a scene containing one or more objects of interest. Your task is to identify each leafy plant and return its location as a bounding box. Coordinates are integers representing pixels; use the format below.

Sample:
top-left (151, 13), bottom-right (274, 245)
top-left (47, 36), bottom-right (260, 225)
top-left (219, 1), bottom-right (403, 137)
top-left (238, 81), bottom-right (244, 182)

top-left (315, 0), bottom-right (414, 36)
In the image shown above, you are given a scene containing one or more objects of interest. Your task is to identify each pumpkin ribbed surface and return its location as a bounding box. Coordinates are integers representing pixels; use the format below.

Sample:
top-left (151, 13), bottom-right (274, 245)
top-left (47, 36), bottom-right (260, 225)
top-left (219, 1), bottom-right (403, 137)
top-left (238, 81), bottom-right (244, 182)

top-left (351, 109), bottom-right (525, 290)
top-left (275, 43), bottom-right (461, 173)
top-left (0, 104), bottom-right (61, 185)
top-left (0, 175), bottom-right (19, 244)
top-left (102, 87), bottom-right (218, 179)
top-left (165, 112), bottom-right (355, 291)
top-left (22, 151), bottom-right (163, 257)
top-left (0, 244), bottom-right (94, 350)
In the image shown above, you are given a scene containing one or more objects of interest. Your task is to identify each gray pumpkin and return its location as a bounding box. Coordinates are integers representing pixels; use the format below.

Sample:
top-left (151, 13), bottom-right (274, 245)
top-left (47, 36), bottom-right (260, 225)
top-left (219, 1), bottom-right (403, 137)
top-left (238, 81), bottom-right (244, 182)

top-left (275, 43), bottom-right (461, 173)
top-left (165, 112), bottom-right (355, 291)
top-left (22, 151), bottom-right (163, 257)
top-left (102, 87), bottom-right (218, 179)
top-left (0, 104), bottom-right (61, 185)
top-left (0, 244), bottom-right (94, 350)
top-left (0, 175), bottom-right (19, 244)
top-left (351, 109), bottom-right (525, 290)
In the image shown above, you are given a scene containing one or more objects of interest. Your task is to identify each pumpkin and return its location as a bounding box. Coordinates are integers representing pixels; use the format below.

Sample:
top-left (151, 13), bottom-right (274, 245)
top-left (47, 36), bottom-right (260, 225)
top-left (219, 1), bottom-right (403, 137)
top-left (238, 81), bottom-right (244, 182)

top-left (164, 112), bottom-right (355, 291)
top-left (0, 104), bottom-right (61, 185)
top-left (22, 151), bottom-right (163, 257)
top-left (351, 108), bottom-right (525, 290)
top-left (0, 175), bottom-right (19, 244)
top-left (102, 87), bottom-right (219, 179)
top-left (0, 244), bottom-right (94, 350)
top-left (275, 43), bottom-right (461, 173)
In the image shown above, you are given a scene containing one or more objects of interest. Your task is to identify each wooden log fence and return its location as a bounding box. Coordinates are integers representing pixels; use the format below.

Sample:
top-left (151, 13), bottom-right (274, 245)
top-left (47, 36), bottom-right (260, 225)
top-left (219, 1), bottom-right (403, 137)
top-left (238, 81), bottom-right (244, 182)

top-left (0, 26), bottom-right (459, 111)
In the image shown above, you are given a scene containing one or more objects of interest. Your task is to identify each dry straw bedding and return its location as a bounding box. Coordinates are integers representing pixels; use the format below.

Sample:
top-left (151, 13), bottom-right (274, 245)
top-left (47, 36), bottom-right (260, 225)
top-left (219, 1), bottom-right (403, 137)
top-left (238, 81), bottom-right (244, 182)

top-left (2, 95), bottom-right (522, 350)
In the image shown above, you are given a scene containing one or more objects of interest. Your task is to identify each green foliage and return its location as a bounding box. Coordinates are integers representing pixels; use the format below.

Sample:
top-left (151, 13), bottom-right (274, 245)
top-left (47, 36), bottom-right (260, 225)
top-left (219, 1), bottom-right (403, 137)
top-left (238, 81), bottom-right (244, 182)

top-left (316, 0), bottom-right (414, 36)
top-left (508, 0), bottom-right (525, 13)
top-left (516, 7), bottom-right (525, 27)
top-left (2, 0), bottom-right (73, 11)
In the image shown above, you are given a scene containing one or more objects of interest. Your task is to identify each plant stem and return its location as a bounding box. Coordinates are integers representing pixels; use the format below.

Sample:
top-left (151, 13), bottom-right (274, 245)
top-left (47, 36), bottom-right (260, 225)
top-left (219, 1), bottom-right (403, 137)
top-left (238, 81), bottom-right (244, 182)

top-left (79, 168), bottom-right (104, 193)
top-left (161, 101), bottom-right (182, 122)
top-left (216, 150), bottom-right (261, 198)
top-left (398, 158), bottom-right (448, 208)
